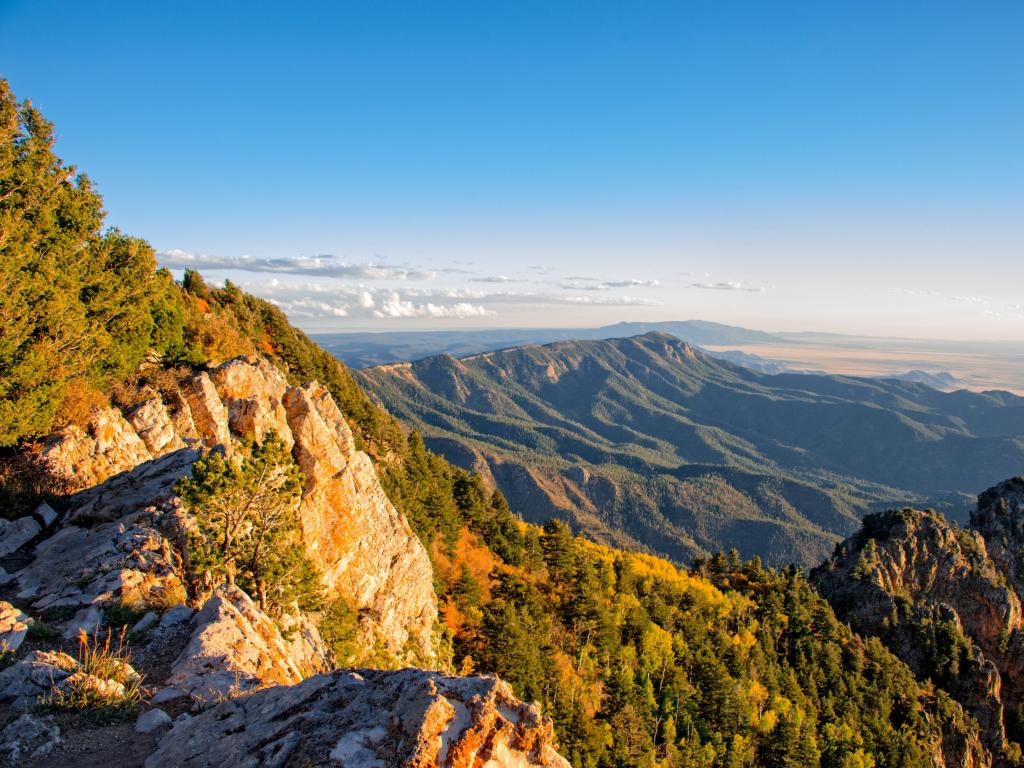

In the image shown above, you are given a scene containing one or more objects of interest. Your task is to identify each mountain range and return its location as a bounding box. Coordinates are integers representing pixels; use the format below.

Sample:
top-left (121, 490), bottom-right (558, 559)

top-left (358, 331), bottom-right (1024, 565)
top-left (314, 319), bottom-right (780, 368)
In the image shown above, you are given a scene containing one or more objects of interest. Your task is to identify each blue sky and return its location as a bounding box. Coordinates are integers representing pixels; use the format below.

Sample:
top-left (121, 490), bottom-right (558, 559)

top-left (2, 1), bottom-right (1022, 337)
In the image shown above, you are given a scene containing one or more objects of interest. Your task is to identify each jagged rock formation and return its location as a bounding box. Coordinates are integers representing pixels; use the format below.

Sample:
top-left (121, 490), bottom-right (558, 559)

top-left (39, 355), bottom-right (436, 662)
top-left (145, 668), bottom-right (571, 768)
top-left (163, 585), bottom-right (331, 704)
top-left (812, 478), bottom-right (1024, 764)
top-left (14, 505), bottom-right (187, 620)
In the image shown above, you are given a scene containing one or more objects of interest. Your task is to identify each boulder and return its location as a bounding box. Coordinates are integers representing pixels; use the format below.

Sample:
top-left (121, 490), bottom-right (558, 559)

top-left (145, 669), bottom-right (571, 768)
top-left (136, 707), bottom-right (172, 733)
top-left (33, 501), bottom-right (59, 528)
top-left (133, 611), bottom-right (159, 633)
top-left (62, 605), bottom-right (102, 640)
top-left (164, 585), bottom-right (330, 704)
top-left (0, 601), bottom-right (31, 654)
top-left (0, 516), bottom-right (41, 557)
top-left (0, 650), bottom-right (76, 711)
top-left (0, 713), bottom-right (60, 761)
top-left (158, 604), bottom-right (194, 629)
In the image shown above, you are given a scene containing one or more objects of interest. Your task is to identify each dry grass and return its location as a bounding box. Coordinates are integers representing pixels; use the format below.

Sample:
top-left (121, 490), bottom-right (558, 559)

top-left (41, 627), bottom-right (143, 717)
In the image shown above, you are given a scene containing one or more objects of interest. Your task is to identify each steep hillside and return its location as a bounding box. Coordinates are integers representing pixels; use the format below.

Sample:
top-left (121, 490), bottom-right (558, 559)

top-left (813, 479), bottom-right (1024, 766)
top-left (357, 332), bottom-right (1024, 565)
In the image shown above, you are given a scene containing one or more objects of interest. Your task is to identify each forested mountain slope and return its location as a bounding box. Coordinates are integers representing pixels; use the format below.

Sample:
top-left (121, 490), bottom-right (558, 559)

top-left (358, 332), bottom-right (1024, 565)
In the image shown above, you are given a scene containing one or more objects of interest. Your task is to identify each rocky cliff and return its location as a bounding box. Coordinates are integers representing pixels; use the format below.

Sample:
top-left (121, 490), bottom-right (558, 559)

top-left (0, 355), bottom-right (569, 766)
top-left (812, 479), bottom-right (1024, 765)
top-left (40, 355), bottom-right (436, 662)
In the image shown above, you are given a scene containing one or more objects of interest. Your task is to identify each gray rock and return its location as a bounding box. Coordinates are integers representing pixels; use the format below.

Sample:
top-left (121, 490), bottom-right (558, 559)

top-left (16, 519), bottom-right (185, 618)
top-left (0, 650), bottom-right (76, 712)
top-left (133, 611), bottom-right (159, 633)
top-left (0, 601), bottom-right (31, 654)
top-left (34, 501), bottom-right (59, 528)
top-left (151, 686), bottom-right (186, 704)
top-left (0, 568), bottom-right (12, 587)
top-left (135, 708), bottom-right (172, 733)
top-left (0, 516), bottom-right (41, 557)
top-left (63, 604), bottom-right (103, 640)
top-left (64, 447), bottom-right (200, 525)
top-left (0, 713), bottom-right (60, 760)
top-left (164, 586), bottom-right (329, 705)
top-left (146, 668), bottom-right (571, 768)
top-left (159, 604), bottom-right (194, 629)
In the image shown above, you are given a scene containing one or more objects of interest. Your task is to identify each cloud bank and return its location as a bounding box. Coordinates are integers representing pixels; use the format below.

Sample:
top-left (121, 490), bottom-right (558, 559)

top-left (158, 249), bottom-right (437, 281)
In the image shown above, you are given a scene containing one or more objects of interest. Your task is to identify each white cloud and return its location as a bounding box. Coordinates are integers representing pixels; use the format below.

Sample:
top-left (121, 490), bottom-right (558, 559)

top-left (470, 275), bottom-right (516, 283)
top-left (557, 278), bottom-right (661, 290)
top-left (373, 292), bottom-right (495, 319)
top-left (270, 298), bottom-right (350, 318)
top-left (689, 281), bottom-right (765, 292)
top-left (482, 292), bottom-right (661, 307)
top-left (158, 249), bottom-right (436, 281)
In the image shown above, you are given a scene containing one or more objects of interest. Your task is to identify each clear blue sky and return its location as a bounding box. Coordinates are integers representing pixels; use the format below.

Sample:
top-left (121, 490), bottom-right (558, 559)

top-left (3, 1), bottom-right (1022, 337)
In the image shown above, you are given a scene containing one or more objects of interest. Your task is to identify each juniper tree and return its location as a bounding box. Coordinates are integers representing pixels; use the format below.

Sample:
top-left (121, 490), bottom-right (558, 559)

top-left (175, 431), bottom-right (321, 612)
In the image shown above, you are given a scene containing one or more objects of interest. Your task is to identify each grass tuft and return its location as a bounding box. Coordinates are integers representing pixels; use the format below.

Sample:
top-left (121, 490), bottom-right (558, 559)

top-left (41, 627), bottom-right (142, 718)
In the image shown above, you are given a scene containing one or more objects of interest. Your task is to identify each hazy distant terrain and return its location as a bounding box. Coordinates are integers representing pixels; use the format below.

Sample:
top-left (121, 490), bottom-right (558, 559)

top-left (313, 320), bottom-right (779, 368)
top-left (358, 332), bottom-right (1024, 566)
top-left (706, 333), bottom-right (1024, 395)
top-left (316, 321), bottom-right (1024, 395)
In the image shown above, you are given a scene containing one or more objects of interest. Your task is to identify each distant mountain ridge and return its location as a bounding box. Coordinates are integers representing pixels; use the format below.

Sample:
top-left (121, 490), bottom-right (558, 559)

top-left (358, 331), bottom-right (1024, 566)
top-left (314, 319), bottom-right (782, 368)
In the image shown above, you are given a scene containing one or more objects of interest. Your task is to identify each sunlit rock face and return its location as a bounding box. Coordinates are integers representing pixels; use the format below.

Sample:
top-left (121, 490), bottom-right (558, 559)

top-left (40, 355), bottom-right (437, 663)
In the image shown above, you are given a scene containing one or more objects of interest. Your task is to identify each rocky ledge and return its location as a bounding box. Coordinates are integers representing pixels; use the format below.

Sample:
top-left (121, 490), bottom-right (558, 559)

top-left (145, 668), bottom-right (570, 768)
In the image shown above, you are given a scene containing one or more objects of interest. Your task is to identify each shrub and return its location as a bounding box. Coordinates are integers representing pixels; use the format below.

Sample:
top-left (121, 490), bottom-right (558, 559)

top-left (176, 431), bottom-right (323, 613)
top-left (318, 599), bottom-right (360, 665)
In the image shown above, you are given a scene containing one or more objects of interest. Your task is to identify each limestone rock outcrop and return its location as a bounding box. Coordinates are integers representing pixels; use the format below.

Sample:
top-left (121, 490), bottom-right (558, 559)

top-left (36, 355), bottom-right (437, 662)
top-left (15, 510), bottom-right (186, 618)
top-left (209, 355), bottom-right (294, 449)
top-left (145, 668), bottom-right (571, 768)
top-left (285, 382), bottom-right (436, 659)
top-left (182, 371), bottom-right (231, 448)
top-left (164, 585), bottom-right (331, 704)
top-left (41, 406), bottom-right (153, 492)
